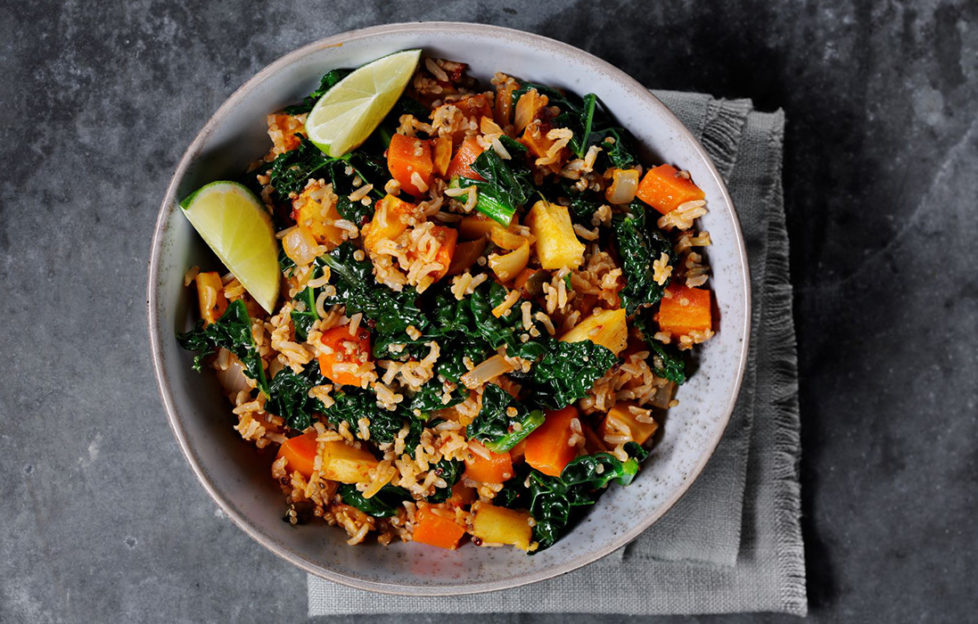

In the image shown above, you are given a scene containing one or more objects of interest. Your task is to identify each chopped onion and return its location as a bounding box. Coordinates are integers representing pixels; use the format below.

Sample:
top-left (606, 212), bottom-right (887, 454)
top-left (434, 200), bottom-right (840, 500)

top-left (460, 355), bottom-right (517, 389)
top-left (215, 351), bottom-right (252, 395)
top-left (605, 168), bottom-right (640, 205)
top-left (282, 226), bottom-right (321, 266)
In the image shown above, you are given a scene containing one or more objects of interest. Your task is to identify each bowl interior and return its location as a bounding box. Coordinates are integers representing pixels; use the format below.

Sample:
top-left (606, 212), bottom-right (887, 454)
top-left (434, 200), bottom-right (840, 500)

top-left (149, 22), bottom-right (749, 595)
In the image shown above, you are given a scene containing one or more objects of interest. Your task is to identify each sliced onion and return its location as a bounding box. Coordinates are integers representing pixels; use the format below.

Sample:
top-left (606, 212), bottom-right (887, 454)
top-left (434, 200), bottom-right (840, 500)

top-left (460, 355), bottom-right (517, 389)
top-left (215, 350), bottom-right (252, 395)
top-left (605, 168), bottom-right (640, 205)
top-left (282, 226), bottom-right (320, 266)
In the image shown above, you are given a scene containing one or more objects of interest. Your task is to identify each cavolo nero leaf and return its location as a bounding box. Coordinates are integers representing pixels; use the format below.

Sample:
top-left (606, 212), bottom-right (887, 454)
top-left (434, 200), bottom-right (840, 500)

top-left (612, 202), bottom-right (672, 314)
top-left (426, 459), bottom-right (464, 504)
top-left (338, 483), bottom-right (411, 518)
top-left (524, 338), bottom-right (618, 410)
top-left (633, 312), bottom-right (687, 385)
top-left (458, 136), bottom-right (534, 225)
top-left (265, 365), bottom-right (327, 430)
top-left (177, 299), bottom-right (268, 395)
top-left (466, 384), bottom-right (545, 453)
top-left (497, 444), bottom-right (648, 551)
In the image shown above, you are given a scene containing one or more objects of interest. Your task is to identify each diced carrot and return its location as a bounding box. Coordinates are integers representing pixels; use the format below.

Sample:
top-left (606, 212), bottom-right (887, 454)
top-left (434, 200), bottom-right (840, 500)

top-left (463, 440), bottom-right (514, 483)
top-left (362, 194), bottom-right (417, 253)
top-left (447, 238), bottom-right (486, 276)
top-left (519, 120), bottom-right (564, 174)
top-left (413, 504), bottom-right (467, 550)
top-left (387, 133), bottom-right (433, 197)
top-left (446, 136), bottom-right (485, 181)
top-left (428, 225), bottom-right (458, 282)
top-left (524, 406), bottom-right (579, 477)
top-left (445, 482), bottom-right (477, 508)
top-left (276, 430), bottom-right (318, 478)
top-left (635, 164), bottom-right (706, 215)
top-left (317, 324), bottom-right (372, 387)
top-left (454, 93), bottom-right (494, 124)
top-left (195, 271), bottom-right (227, 326)
top-left (510, 439), bottom-right (527, 464)
top-left (432, 136), bottom-right (452, 177)
top-left (656, 283), bottom-right (712, 335)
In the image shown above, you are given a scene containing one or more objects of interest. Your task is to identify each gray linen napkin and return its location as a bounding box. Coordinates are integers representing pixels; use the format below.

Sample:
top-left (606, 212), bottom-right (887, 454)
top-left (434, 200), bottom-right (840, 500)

top-left (308, 90), bottom-right (806, 616)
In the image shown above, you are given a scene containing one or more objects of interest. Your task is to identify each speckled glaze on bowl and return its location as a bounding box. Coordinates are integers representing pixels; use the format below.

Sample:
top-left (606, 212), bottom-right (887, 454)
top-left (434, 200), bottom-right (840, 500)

top-left (147, 22), bottom-right (750, 595)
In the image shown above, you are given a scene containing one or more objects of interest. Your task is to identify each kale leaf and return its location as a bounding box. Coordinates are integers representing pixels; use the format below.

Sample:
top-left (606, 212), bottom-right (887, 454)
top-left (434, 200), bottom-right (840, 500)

top-left (611, 202), bottom-right (672, 314)
top-left (634, 312), bottom-right (687, 384)
top-left (458, 136), bottom-right (534, 225)
top-left (338, 483), bottom-right (411, 518)
top-left (267, 138), bottom-right (384, 206)
top-left (407, 382), bottom-right (468, 414)
top-left (176, 299), bottom-right (268, 395)
top-left (497, 448), bottom-right (645, 551)
top-left (284, 68), bottom-right (352, 115)
top-left (426, 459), bottom-right (464, 504)
top-left (266, 365), bottom-right (327, 430)
top-left (524, 338), bottom-right (618, 410)
top-left (322, 243), bottom-right (428, 339)
top-left (466, 384), bottom-right (545, 452)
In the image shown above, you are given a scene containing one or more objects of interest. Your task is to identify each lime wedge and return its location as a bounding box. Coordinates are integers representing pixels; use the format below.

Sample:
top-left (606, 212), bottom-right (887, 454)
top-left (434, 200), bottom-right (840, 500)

top-left (180, 181), bottom-right (280, 313)
top-left (305, 49), bottom-right (421, 157)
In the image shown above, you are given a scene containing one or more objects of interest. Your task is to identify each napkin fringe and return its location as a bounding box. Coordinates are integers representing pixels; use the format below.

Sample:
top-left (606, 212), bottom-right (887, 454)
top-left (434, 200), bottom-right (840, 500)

top-left (758, 112), bottom-right (807, 616)
top-left (700, 98), bottom-right (753, 180)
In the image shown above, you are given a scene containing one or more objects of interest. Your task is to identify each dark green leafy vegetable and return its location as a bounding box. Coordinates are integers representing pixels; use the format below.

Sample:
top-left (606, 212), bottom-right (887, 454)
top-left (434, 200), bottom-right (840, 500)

top-left (284, 68), bottom-right (352, 115)
top-left (497, 447), bottom-right (645, 551)
top-left (407, 382), bottom-right (468, 414)
top-left (267, 138), bottom-right (338, 203)
top-left (177, 299), bottom-right (268, 395)
top-left (466, 384), bottom-right (545, 452)
top-left (458, 136), bottom-right (534, 225)
top-left (338, 483), bottom-right (411, 518)
top-left (267, 138), bottom-right (384, 206)
top-left (524, 338), bottom-right (618, 410)
top-left (335, 195), bottom-right (374, 226)
top-left (611, 202), bottom-right (672, 314)
top-left (323, 243), bottom-right (428, 338)
top-left (265, 365), bottom-right (327, 430)
top-left (593, 127), bottom-right (637, 168)
top-left (426, 459), bottom-right (464, 504)
top-left (634, 313), bottom-right (687, 384)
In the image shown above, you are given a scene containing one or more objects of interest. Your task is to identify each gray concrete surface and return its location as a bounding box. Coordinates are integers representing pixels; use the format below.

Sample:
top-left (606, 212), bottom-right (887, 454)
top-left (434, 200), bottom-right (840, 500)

top-left (1, 1), bottom-right (976, 622)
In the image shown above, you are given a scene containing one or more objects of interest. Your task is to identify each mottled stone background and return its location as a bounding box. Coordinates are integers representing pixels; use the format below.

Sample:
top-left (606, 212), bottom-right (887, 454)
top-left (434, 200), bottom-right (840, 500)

top-left (1, 1), bottom-right (975, 622)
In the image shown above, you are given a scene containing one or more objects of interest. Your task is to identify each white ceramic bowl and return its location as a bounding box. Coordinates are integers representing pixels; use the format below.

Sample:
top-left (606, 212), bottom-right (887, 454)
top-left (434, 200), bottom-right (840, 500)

top-left (148, 22), bottom-right (750, 595)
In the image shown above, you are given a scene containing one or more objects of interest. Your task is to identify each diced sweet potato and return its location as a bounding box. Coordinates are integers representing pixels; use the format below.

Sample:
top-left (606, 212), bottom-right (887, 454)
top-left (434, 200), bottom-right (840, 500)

top-left (600, 402), bottom-right (659, 445)
top-left (320, 440), bottom-right (378, 484)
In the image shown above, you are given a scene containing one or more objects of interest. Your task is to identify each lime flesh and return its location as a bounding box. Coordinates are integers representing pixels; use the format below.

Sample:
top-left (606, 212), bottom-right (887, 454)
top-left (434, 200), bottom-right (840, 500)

top-left (305, 49), bottom-right (421, 157)
top-left (180, 181), bottom-right (280, 313)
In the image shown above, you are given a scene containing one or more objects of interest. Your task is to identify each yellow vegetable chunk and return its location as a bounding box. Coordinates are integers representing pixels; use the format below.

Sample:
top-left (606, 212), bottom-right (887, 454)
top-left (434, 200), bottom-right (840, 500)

top-left (559, 308), bottom-right (628, 355)
top-left (526, 200), bottom-right (585, 270)
top-left (363, 195), bottom-right (416, 253)
top-left (600, 402), bottom-right (659, 445)
top-left (488, 240), bottom-right (530, 282)
top-left (320, 440), bottom-right (378, 484)
top-left (292, 181), bottom-right (345, 248)
top-left (470, 503), bottom-right (533, 551)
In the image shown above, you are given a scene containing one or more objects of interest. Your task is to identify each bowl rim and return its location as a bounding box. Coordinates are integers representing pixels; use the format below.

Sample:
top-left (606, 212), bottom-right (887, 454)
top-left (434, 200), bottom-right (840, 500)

top-left (147, 21), bottom-right (751, 596)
